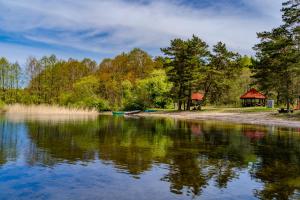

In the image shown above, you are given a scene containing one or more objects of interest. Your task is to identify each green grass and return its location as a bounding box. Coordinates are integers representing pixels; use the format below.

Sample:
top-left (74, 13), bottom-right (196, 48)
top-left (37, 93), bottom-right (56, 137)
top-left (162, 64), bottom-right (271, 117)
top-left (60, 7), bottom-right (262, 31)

top-left (222, 107), bottom-right (276, 113)
top-left (197, 106), bottom-right (275, 113)
top-left (147, 106), bottom-right (276, 113)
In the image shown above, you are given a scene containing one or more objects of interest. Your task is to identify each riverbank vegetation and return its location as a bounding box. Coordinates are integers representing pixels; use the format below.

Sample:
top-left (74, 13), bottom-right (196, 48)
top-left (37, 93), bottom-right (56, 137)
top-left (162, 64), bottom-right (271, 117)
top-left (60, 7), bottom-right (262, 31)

top-left (0, 100), bottom-right (5, 111)
top-left (0, 1), bottom-right (299, 112)
top-left (4, 104), bottom-right (98, 115)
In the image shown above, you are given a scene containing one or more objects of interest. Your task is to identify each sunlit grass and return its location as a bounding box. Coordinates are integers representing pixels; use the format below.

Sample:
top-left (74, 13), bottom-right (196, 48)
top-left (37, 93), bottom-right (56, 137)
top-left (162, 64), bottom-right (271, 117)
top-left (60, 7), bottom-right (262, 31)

top-left (175, 106), bottom-right (274, 113)
top-left (146, 106), bottom-right (276, 113)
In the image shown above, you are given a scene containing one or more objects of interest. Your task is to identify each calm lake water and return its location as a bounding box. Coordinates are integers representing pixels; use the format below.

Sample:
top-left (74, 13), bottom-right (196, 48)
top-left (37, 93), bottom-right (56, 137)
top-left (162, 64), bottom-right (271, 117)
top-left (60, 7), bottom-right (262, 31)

top-left (0, 114), bottom-right (300, 200)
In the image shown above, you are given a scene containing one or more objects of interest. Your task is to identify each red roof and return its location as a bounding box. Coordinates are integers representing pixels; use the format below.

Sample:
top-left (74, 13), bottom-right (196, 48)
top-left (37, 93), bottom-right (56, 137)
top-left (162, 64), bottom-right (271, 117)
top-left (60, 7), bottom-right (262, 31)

top-left (244, 130), bottom-right (265, 140)
top-left (191, 92), bottom-right (204, 101)
top-left (240, 88), bottom-right (266, 99)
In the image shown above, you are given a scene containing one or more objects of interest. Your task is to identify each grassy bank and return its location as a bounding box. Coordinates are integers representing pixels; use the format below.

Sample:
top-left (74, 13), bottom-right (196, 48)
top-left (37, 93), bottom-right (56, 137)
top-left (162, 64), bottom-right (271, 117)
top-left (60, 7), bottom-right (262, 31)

top-left (201, 106), bottom-right (276, 113)
top-left (146, 106), bottom-right (276, 113)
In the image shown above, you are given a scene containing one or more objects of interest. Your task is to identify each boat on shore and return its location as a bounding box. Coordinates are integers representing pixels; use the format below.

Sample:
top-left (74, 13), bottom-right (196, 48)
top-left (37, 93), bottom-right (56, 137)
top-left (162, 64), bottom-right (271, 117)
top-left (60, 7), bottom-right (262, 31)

top-left (112, 110), bottom-right (141, 116)
top-left (112, 111), bottom-right (125, 116)
top-left (125, 110), bottom-right (141, 115)
top-left (144, 110), bottom-right (157, 113)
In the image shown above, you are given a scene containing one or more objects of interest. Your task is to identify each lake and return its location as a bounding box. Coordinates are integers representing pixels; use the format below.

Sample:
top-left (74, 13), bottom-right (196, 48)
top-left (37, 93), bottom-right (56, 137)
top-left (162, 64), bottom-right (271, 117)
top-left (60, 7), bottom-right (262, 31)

top-left (0, 114), bottom-right (300, 200)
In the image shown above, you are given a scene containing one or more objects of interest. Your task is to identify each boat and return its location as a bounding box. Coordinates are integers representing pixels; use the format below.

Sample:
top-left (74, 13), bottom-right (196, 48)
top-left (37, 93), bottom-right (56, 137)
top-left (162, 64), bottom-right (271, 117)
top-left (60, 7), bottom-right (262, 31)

top-left (112, 111), bottom-right (125, 116)
top-left (124, 110), bottom-right (141, 115)
top-left (112, 110), bottom-right (141, 116)
top-left (144, 109), bottom-right (157, 113)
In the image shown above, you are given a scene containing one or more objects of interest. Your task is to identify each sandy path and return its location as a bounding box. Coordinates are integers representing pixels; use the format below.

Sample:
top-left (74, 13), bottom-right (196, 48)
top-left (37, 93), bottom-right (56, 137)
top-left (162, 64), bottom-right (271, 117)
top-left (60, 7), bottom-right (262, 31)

top-left (136, 111), bottom-right (300, 128)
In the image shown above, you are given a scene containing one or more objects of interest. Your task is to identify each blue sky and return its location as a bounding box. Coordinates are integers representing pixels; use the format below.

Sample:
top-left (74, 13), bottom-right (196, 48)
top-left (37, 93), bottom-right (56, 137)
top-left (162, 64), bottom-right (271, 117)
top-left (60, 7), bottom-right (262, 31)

top-left (0, 0), bottom-right (284, 64)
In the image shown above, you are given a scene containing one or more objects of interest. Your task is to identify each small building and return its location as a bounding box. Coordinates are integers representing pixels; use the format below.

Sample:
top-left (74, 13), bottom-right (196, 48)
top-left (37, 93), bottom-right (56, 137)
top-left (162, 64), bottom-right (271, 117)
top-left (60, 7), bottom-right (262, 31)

top-left (240, 88), bottom-right (266, 107)
top-left (295, 95), bottom-right (300, 110)
top-left (191, 92), bottom-right (204, 102)
top-left (191, 92), bottom-right (204, 110)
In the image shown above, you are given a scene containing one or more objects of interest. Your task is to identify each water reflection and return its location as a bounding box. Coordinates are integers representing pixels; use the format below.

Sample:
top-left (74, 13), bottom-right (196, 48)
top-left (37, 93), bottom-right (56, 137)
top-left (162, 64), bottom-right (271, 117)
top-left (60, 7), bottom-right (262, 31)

top-left (0, 115), bottom-right (300, 199)
top-left (0, 118), bottom-right (22, 165)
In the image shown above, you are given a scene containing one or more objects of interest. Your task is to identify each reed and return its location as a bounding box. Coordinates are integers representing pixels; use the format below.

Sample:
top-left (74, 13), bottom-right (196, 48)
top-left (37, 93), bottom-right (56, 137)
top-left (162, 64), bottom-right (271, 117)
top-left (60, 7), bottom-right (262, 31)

top-left (4, 104), bottom-right (99, 115)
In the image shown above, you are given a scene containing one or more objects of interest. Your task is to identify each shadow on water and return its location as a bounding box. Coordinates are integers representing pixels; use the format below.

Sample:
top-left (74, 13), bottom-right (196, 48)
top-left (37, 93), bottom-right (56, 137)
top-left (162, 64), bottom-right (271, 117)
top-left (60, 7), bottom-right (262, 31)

top-left (0, 114), bottom-right (300, 199)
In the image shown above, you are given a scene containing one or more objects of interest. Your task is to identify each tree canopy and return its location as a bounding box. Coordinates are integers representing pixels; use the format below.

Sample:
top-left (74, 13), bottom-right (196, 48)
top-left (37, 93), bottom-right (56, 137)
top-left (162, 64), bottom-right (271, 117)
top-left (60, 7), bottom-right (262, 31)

top-left (251, 0), bottom-right (300, 109)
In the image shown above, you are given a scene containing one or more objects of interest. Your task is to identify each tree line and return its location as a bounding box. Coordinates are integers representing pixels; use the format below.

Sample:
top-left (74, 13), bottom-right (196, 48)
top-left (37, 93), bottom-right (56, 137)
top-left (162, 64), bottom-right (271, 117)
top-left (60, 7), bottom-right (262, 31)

top-left (0, 0), bottom-right (299, 111)
top-left (0, 57), bottom-right (22, 104)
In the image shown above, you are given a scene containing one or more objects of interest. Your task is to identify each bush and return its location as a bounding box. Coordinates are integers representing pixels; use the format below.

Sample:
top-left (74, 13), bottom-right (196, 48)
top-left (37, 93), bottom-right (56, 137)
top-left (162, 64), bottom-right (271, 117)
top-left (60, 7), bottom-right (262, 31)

top-left (90, 98), bottom-right (110, 112)
top-left (58, 92), bottom-right (73, 106)
top-left (73, 97), bottom-right (110, 112)
top-left (0, 100), bottom-right (5, 109)
top-left (134, 69), bottom-right (173, 109)
top-left (123, 99), bottom-right (146, 111)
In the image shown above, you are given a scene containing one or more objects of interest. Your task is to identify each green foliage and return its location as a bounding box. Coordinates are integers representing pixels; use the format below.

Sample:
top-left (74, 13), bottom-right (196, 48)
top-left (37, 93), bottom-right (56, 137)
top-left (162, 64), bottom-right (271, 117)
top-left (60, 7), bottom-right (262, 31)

top-left (0, 100), bottom-right (5, 109)
top-left (251, 0), bottom-right (300, 109)
top-left (162, 37), bottom-right (244, 109)
top-left (58, 75), bottom-right (110, 111)
top-left (123, 100), bottom-right (147, 111)
top-left (161, 35), bottom-right (210, 110)
top-left (97, 48), bottom-right (159, 109)
top-left (27, 55), bottom-right (97, 104)
top-left (123, 69), bottom-right (173, 110)
top-left (135, 69), bottom-right (173, 108)
top-left (74, 97), bottom-right (110, 111)
top-left (91, 98), bottom-right (110, 112)
top-left (203, 42), bottom-right (242, 105)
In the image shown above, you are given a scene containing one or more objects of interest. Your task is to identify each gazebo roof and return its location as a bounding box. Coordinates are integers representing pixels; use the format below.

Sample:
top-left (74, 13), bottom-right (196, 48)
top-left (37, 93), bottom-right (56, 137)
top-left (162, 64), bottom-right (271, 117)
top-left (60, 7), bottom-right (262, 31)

top-left (192, 92), bottom-right (204, 101)
top-left (240, 88), bottom-right (266, 99)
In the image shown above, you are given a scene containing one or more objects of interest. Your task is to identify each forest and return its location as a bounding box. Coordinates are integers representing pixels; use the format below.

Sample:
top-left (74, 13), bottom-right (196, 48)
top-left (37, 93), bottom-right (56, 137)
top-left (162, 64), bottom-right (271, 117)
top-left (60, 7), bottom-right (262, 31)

top-left (0, 0), bottom-right (299, 111)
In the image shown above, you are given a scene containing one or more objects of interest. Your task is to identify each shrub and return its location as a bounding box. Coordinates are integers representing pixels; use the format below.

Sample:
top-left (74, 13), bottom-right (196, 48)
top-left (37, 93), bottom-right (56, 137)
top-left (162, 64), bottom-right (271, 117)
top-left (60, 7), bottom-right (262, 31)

top-left (0, 100), bottom-right (5, 109)
top-left (123, 99), bottom-right (146, 111)
top-left (90, 98), bottom-right (110, 112)
top-left (74, 97), bottom-right (110, 112)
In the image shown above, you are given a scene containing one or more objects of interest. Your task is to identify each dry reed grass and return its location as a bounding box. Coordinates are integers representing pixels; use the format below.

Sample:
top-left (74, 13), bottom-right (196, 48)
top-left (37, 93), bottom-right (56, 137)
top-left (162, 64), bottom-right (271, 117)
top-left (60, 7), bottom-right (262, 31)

top-left (5, 113), bottom-right (99, 123)
top-left (4, 104), bottom-right (99, 115)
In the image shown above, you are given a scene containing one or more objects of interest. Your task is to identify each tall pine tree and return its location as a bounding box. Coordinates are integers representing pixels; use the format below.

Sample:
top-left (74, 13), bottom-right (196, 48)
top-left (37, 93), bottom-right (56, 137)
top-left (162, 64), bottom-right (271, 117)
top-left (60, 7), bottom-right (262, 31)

top-left (161, 35), bottom-right (210, 110)
top-left (252, 0), bottom-right (300, 109)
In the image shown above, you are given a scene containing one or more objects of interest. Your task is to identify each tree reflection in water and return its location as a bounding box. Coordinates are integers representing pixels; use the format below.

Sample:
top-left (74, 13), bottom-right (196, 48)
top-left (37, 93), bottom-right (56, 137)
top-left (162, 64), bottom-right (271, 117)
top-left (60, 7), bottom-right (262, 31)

top-left (0, 117), bottom-right (23, 165)
top-left (1, 115), bottom-right (300, 199)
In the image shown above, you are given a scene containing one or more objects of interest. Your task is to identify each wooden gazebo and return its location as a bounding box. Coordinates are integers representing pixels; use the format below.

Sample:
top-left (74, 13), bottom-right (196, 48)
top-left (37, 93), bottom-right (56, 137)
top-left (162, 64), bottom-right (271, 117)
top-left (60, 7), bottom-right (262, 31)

top-left (296, 95), bottom-right (300, 110)
top-left (191, 92), bottom-right (204, 110)
top-left (191, 92), bottom-right (204, 102)
top-left (240, 88), bottom-right (266, 107)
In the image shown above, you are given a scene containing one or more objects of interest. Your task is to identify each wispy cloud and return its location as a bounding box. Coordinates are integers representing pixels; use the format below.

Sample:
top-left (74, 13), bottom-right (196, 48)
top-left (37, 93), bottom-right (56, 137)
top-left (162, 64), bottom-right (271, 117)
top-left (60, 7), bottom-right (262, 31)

top-left (0, 0), bottom-right (284, 63)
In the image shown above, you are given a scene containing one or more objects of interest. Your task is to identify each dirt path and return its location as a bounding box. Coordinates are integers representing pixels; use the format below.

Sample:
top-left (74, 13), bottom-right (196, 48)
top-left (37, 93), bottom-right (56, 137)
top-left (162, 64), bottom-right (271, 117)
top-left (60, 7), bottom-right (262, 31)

top-left (136, 111), bottom-right (300, 128)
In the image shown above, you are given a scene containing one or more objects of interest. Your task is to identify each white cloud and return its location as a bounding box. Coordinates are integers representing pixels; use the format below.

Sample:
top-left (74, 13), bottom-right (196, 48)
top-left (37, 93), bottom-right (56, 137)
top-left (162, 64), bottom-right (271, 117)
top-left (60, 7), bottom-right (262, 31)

top-left (0, 0), bottom-right (284, 62)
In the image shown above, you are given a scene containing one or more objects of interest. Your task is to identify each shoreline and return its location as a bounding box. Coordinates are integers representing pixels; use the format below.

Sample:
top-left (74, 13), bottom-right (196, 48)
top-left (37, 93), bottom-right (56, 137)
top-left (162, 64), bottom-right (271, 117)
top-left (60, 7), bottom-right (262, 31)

top-left (2, 104), bottom-right (300, 128)
top-left (135, 111), bottom-right (300, 128)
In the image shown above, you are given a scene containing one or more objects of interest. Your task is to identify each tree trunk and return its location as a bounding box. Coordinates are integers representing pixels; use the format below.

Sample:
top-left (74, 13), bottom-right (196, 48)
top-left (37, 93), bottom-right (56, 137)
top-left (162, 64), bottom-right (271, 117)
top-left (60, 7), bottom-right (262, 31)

top-left (178, 100), bottom-right (182, 111)
top-left (187, 87), bottom-right (192, 111)
top-left (286, 77), bottom-right (290, 110)
top-left (178, 83), bottom-right (184, 111)
top-left (276, 91), bottom-right (280, 106)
